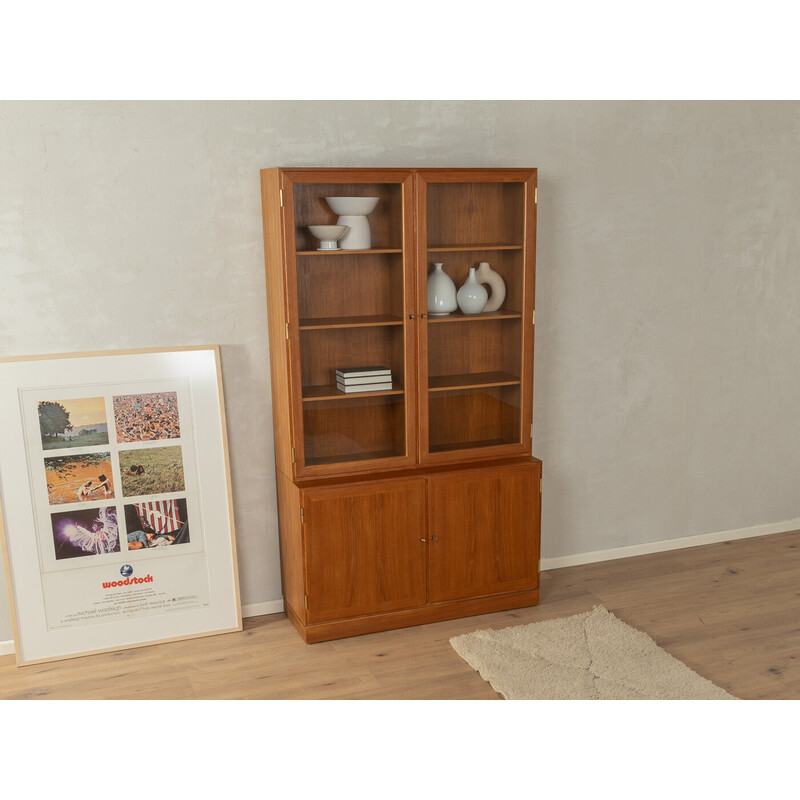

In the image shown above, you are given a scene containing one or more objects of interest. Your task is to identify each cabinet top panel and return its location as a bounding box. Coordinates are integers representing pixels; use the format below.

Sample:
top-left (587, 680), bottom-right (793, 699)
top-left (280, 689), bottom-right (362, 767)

top-left (262, 167), bottom-right (537, 182)
top-left (266, 168), bottom-right (415, 184)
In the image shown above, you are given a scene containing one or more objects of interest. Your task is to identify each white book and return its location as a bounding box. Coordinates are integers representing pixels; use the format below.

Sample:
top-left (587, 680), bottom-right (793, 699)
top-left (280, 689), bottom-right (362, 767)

top-left (336, 381), bottom-right (393, 394)
top-left (337, 374), bottom-right (394, 386)
top-left (335, 366), bottom-right (391, 379)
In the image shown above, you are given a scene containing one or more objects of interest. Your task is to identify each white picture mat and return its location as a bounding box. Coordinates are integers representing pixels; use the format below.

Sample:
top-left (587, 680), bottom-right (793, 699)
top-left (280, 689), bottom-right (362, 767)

top-left (0, 347), bottom-right (241, 664)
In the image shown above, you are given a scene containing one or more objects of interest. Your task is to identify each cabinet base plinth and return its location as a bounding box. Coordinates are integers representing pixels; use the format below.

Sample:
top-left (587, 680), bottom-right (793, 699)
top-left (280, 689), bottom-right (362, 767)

top-left (285, 588), bottom-right (540, 644)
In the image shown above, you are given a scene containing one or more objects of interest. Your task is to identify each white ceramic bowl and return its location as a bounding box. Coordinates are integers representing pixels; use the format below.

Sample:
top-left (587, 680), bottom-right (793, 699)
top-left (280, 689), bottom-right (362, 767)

top-left (308, 225), bottom-right (349, 250)
top-left (324, 196), bottom-right (380, 216)
top-left (308, 225), bottom-right (348, 239)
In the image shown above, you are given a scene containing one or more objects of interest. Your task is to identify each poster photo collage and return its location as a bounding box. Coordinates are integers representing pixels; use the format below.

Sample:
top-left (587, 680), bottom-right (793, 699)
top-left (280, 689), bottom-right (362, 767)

top-left (36, 391), bottom-right (191, 561)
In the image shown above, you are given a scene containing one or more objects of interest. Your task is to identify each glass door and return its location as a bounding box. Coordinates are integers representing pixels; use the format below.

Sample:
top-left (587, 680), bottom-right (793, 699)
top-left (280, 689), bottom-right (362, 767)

top-left (281, 170), bottom-right (417, 477)
top-left (416, 170), bottom-right (537, 464)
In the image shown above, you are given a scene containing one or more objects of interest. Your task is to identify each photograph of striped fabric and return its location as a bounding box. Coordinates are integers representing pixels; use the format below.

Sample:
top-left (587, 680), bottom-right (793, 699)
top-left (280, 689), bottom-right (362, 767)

top-left (134, 499), bottom-right (182, 534)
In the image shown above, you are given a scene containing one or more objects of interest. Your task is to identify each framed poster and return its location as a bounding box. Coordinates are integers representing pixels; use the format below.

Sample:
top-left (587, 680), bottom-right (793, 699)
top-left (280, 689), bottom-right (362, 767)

top-left (0, 346), bottom-right (241, 665)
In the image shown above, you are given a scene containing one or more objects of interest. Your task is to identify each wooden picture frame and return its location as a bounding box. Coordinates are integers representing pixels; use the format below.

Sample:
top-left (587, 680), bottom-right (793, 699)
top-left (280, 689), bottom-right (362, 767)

top-left (0, 346), bottom-right (241, 665)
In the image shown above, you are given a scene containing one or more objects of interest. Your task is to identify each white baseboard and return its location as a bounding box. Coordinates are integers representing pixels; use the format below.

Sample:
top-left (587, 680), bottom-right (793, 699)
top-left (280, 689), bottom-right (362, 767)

top-left (540, 517), bottom-right (800, 571)
top-left (241, 599), bottom-right (285, 619)
top-left (3, 519), bottom-right (798, 659)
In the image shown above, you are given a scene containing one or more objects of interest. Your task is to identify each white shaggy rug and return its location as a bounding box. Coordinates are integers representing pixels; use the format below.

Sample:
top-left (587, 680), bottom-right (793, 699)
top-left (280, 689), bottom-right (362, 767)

top-left (450, 606), bottom-right (736, 700)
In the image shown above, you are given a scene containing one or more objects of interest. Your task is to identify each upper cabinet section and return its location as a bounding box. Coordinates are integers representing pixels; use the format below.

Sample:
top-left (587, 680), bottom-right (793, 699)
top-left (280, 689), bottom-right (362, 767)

top-left (261, 167), bottom-right (537, 480)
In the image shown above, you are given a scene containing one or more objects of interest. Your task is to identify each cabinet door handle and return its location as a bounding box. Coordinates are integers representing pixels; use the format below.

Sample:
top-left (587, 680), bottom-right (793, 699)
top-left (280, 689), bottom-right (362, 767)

top-left (431, 535), bottom-right (438, 541)
top-left (420, 313), bottom-right (427, 319)
top-left (419, 537), bottom-right (427, 542)
top-left (408, 314), bottom-right (415, 320)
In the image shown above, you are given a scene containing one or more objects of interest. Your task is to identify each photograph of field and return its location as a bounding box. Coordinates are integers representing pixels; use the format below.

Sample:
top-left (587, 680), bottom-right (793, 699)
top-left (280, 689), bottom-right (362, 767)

top-left (38, 396), bottom-right (109, 450)
top-left (50, 506), bottom-right (119, 560)
top-left (113, 391), bottom-right (181, 443)
top-left (119, 446), bottom-right (185, 497)
top-left (44, 451), bottom-right (114, 505)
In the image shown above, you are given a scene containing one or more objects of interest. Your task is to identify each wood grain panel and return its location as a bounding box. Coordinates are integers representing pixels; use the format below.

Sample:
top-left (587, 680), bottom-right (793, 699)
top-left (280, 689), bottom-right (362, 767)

top-left (427, 318), bottom-right (522, 380)
top-left (260, 169), bottom-right (294, 477)
top-left (426, 181), bottom-right (525, 247)
top-left (296, 252), bottom-right (404, 321)
top-left (301, 588), bottom-right (540, 643)
top-left (302, 395), bottom-right (407, 464)
top-left (276, 469), bottom-right (305, 624)
top-left (427, 462), bottom-right (540, 603)
top-left (303, 479), bottom-right (427, 623)
top-left (430, 386), bottom-right (522, 450)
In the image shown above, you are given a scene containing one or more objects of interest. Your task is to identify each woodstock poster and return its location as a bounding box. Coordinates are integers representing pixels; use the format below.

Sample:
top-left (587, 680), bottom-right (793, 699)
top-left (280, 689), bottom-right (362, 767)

top-left (0, 348), bottom-right (241, 664)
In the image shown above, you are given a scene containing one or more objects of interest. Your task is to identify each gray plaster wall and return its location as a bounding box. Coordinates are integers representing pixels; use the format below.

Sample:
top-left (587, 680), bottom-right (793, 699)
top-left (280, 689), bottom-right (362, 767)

top-left (2, 101), bottom-right (800, 644)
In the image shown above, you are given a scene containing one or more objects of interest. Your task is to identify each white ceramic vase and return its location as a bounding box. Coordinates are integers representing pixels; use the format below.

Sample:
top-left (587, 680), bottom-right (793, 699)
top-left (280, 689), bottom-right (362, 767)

top-left (427, 263), bottom-right (457, 316)
top-left (457, 267), bottom-right (488, 315)
top-left (475, 261), bottom-right (506, 312)
top-left (325, 197), bottom-right (380, 250)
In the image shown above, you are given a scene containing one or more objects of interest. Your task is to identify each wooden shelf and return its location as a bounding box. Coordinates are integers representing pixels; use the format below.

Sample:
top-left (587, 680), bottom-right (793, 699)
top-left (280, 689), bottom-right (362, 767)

top-left (302, 384), bottom-right (404, 402)
top-left (297, 248), bottom-right (403, 256)
top-left (428, 371), bottom-right (520, 392)
top-left (427, 310), bottom-right (522, 323)
top-left (427, 244), bottom-right (523, 252)
top-left (305, 449), bottom-right (404, 467)
top-left (429, 438), bottom-right (513, 453)
top-left (299, 315), bottom-right (404, 330)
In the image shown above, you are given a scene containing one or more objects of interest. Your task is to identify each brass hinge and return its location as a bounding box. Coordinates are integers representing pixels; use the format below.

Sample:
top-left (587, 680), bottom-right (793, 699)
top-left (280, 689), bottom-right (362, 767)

top-left (535, 187), bottom-right (538, 204)
top-left (291, 447), bottom-right (296, 463)
top-left (540, 477), bottom-right (543, 493)
top-left (300, 507), bottom-right (304, 523)
top-left (530, 423), bottom-right (533, 438)
top-left (532, 309), bottom-right (535, 325)
top-left (285, 322), bottom-right (289, 340)
top-left (304, 595), bottom-right (309, 610)
top-left (279, 189), bottom-right (284, 207)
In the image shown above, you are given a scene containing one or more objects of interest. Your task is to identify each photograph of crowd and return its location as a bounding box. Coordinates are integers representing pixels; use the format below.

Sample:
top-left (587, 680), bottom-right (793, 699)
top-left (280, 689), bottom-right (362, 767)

top-left (44, 451), bottom-right (115, 505)
top-left (50, 506), bottom-right (120, 559)
top-left (113, 391), bottom-right (181, 443)
top-left (124, 499), bottom-right (190, 550)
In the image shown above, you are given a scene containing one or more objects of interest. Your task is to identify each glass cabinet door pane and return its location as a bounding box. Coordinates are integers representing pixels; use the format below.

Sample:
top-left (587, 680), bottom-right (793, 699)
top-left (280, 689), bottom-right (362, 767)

top-left (420, 175), bottom-right (533, 460)
top-left (287, 175), bottom-right (415, 473)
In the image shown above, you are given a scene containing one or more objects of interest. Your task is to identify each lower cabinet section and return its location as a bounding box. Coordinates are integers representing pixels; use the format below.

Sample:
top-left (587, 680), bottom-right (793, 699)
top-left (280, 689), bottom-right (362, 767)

top-left (276, 458), bottom-right (541, 643)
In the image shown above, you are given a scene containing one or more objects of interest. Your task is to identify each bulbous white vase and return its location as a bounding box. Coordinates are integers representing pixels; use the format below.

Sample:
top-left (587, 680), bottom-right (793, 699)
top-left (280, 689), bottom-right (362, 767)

top-left (475, 261), bottom-right (506, 312)
top-left (427, 263), bottom-right (457, 316)
top-left (457, 267), bottom-right (488, 315)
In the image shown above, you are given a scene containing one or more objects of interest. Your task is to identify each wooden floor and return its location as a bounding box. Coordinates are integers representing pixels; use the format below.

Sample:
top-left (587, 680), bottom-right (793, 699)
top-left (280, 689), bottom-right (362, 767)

top-left (2, 529), bottom-right (800, 700)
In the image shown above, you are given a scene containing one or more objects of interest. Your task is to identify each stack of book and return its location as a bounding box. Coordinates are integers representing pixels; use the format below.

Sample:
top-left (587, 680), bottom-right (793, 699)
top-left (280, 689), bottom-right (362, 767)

top-left (335, 366), bottom-right (392, 394)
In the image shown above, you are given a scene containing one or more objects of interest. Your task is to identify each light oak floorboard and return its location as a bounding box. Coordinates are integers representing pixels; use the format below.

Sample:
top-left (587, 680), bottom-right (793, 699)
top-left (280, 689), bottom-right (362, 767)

top-left (1, 530), bottom-right (799, 700)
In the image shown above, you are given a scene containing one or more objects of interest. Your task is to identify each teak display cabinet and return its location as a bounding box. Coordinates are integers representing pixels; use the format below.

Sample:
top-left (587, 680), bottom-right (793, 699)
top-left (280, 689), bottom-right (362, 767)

top-left (261, 167), bottom-right (541, 642)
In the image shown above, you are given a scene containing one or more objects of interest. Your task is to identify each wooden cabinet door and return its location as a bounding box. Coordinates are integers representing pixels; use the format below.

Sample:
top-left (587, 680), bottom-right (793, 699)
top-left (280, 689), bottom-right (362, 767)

top-left (303, 479), bottom-right (427, 623)
top-left (427, 462), bottom-right (540, 604)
